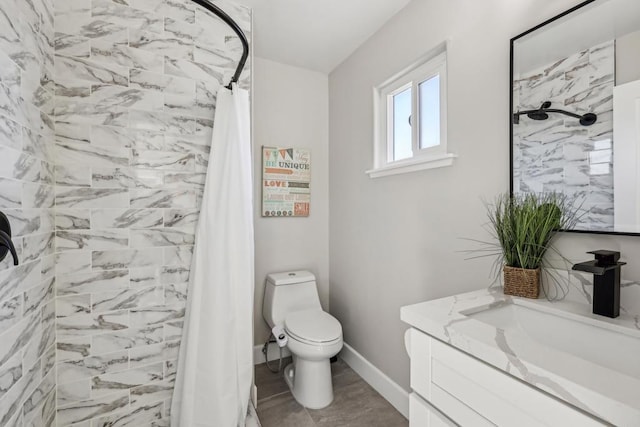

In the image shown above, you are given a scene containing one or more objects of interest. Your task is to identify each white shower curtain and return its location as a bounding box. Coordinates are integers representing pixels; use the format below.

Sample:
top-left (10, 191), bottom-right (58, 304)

top-left (171, 84), bottom-right (254, 427)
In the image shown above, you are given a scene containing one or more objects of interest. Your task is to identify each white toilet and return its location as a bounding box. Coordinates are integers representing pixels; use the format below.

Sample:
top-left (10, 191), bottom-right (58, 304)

top-left (263, 270), bottom-right (343, 409)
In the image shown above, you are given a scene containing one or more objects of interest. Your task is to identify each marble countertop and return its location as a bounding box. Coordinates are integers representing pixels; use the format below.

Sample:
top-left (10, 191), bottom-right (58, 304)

top-left (400, 288), bottom-right (640, 426)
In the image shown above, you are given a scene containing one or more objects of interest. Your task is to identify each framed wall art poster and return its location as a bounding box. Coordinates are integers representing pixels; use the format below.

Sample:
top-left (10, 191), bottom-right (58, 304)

top-left (262, 147), bottom-right (311, 217)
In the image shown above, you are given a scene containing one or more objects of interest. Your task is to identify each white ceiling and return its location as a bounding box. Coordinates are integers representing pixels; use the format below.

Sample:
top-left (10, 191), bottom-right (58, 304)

top-left (237, 0), bottom-right (412, 74)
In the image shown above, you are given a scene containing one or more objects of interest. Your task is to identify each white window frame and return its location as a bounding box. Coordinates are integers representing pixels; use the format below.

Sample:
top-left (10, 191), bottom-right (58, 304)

top-left (368, 45), bottom-right (456, 178)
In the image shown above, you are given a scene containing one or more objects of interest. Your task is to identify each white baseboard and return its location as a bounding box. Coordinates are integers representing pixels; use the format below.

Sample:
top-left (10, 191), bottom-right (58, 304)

top-left (253, 343), bottom-right (291, 365)
top-left (339, 343), bottom-right (409, 419)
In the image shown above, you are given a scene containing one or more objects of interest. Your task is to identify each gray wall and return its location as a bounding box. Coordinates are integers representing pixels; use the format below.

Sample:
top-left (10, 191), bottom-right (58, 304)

top-left (328, 0), bottom-right (640, 391)
top-left (617, 30), bottom-right (640, 85)
top-left (0, 0), bottom-right (57, 425)
top-left (253, 57), bottom-right (329, 346)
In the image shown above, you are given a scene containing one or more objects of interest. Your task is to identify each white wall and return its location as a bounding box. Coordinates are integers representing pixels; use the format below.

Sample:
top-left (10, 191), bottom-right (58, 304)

top-left (618, 30), bottom-right (640, 85)
top-left (328, 0), bottom-right (640, 391)
top-left (253, 58), bottom-right (330, 346)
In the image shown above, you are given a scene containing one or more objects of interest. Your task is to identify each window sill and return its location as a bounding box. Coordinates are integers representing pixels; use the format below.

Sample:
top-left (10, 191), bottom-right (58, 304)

top-left (365, 153), bottom-right (457, 178)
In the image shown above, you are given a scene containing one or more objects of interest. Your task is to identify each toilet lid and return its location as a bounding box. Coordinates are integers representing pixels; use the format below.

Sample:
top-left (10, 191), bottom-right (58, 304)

top-left (284, 310), bottom-right (342, 343)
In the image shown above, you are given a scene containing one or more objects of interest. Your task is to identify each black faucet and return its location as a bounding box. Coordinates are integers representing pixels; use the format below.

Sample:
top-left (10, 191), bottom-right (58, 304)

top-left (572, 250), bottom-right (625, 318)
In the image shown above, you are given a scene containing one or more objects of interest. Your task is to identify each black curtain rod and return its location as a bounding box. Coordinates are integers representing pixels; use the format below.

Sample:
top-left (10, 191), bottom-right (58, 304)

top-left (189, 0), bottom-right (249, 90)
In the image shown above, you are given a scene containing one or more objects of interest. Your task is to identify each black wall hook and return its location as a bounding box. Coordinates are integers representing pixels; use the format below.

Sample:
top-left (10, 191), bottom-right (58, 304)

top-left (0, 212), bottom-right (19, 265)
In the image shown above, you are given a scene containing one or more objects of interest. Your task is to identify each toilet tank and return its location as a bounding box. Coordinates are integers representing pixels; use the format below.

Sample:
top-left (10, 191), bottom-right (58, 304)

top-left (263, 270), bottom-right (322, 328)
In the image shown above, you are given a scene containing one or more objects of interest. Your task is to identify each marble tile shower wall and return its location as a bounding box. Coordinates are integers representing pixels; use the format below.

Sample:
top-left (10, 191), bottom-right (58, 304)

top-left (51, 0), bottom-right (250, 426)
top-left (513, 40), bottom-right (614, 230)
top-left (0, 0), bottom-right (58, 425)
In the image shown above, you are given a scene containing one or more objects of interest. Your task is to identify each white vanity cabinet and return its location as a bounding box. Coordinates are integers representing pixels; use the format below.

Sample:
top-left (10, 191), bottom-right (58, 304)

top-left (409, 392), bottom-right (455, 427)
top-left (406, 328), bottom-right (607, 426)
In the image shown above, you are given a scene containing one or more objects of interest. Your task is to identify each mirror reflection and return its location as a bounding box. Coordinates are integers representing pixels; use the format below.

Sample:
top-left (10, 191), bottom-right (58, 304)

top-left (511, 0), bottom-right (640, 233)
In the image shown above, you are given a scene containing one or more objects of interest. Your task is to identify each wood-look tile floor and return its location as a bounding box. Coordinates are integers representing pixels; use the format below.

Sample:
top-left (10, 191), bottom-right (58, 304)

top-left (255, 358), bottom-right (408, 427)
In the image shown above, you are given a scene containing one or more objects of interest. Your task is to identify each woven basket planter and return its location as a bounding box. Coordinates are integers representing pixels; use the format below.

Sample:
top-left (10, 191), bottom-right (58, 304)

top-left (503, 266), bottom-right (540, 299)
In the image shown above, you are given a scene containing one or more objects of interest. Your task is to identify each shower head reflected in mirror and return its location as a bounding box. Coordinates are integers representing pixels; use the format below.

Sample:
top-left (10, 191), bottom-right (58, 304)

top-left (578, 113), bottom-right (598, 126)
top-left (513, 101), bottom-right (597, 126)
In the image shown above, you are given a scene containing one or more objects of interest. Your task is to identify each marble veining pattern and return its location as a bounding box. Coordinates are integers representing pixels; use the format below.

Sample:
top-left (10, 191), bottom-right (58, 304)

top-left (0, 0), bottom-right (251, 423)
top-left (513, 40), bottom-right (614, 231)
top-left (49, 0), bottom-right (252, 425)
top-left (0, 0), bottom-right (57, 425)
top-left (401, 274), bottom-right (640, 426)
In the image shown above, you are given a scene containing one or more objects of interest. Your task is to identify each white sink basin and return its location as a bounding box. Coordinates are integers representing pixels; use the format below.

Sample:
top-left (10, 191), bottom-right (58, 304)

top-left (465, 301), bottom-right (640, 379)
top-left (401, 288), bottom-right (640, 425)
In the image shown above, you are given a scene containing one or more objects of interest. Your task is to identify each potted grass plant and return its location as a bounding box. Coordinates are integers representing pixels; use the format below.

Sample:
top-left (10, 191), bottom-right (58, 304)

top-left (485, 192), bottom-right (581, 299)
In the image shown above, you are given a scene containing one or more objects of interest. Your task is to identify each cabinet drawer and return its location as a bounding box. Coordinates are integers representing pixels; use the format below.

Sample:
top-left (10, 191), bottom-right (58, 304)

top-left (409, 393), bottom-right (455, 427)
top-left (408, 328), bottom-right (606, 426)
top-left (430, 383), bottom-right (493, 427)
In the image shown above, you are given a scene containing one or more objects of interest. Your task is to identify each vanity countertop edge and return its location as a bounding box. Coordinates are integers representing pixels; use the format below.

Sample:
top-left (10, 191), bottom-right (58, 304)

top-left (400, 288), bottom-right (640, 426)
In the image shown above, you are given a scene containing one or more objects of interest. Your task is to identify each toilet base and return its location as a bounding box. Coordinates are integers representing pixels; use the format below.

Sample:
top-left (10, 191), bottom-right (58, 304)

top-left (284, 357), bottom-right (334, 409)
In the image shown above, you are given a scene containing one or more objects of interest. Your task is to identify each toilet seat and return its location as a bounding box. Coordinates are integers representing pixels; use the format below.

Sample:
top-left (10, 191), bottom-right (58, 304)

top-left (285, 310), bottom-right (342, 344)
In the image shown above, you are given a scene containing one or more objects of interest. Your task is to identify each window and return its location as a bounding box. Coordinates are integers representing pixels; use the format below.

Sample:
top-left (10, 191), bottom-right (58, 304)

top-left (368, 47), bottom-right (456, 178)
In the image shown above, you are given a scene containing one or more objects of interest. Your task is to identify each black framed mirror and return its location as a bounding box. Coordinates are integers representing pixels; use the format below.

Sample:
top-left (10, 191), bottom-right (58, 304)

top-left (510, 0), bottom-right (640, 235)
